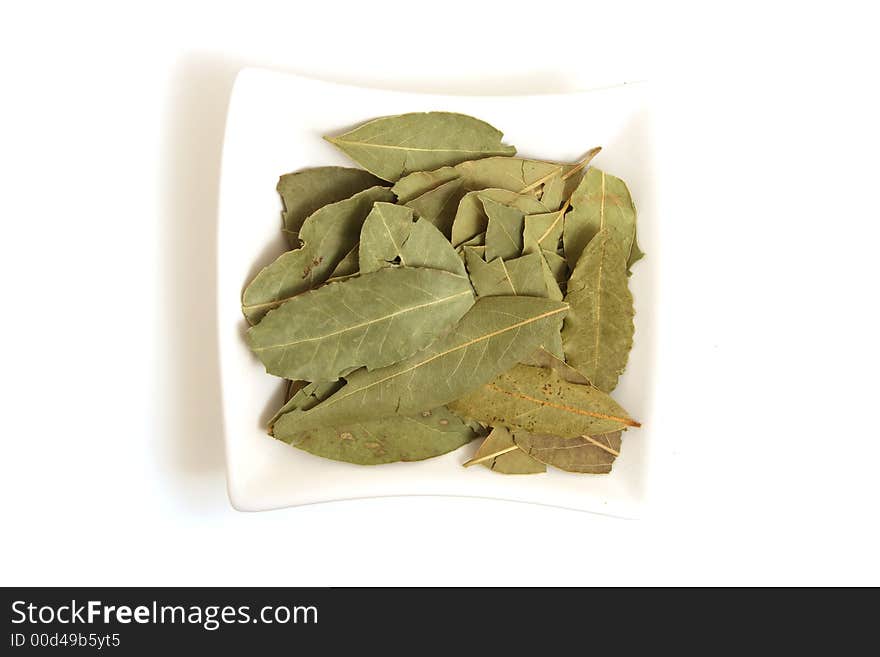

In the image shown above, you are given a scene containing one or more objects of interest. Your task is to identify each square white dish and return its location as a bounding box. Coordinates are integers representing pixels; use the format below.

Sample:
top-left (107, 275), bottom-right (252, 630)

top-left (217, 68), bottom-right (658, 515)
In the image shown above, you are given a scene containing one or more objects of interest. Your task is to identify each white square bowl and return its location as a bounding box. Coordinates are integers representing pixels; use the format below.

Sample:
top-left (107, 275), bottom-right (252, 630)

top-left (217, 68), bottom-right (658, 515)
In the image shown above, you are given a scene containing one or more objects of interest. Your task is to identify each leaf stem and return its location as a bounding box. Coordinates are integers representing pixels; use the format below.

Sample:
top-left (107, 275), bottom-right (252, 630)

top-left (560, 146), bottom-right (602, 181)
top-left (518, 165), bottom-right (565, 195)
top-left (516, 146), bottom-right (602, 197)
top-left (581, 434), bottom-right (620, 456)
top-left (535, 198), bottom-right (571, 246)
top-left (463, 445), bottom-right (519, 467)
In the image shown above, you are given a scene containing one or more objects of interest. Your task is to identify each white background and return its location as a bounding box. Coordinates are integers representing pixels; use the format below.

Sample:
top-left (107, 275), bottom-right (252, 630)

top-left (1, 1), bottom-right (878, 585)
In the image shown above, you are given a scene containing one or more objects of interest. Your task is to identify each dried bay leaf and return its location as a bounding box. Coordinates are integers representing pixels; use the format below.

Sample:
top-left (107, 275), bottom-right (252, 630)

top-left (463, 426), bottom-right (545, 474)
top-left (392, 167), bottom-right (459, 203)
top-left (398, 217), bottom-right (467, 276)
top-left (628, 228), bottom-right (646, 274)
top-left (514, 431), bottom-right (622, 474)
top-left (563, 167), bottom-right (637, 270)
top-left (326, 244), bottom-right (360, 281)
top-left (457, 233), bottom-right (486, 250)
top-left (525, 347), bottom-right (590, 384)
top-left (404, 157), bottom-right (569, 198)
top-left (247, 267), bottom-right (474, 382)
top-left (271, 296), bottom-right (569, 436)
top-left (451, 188), bottom-right (547, 248)
top-left (279, 406), bottom-right (478, 465)
top-left (562, 229), bottom-right (634, 392)
top-left (358, 203), bottom-right (465, 276)
top-left (277, 167), bottom-right (383, 247)
top-left (269, 378), bottom-right (346, 430)
top-left (522, 208), bottom-right (567, 300)
top-left (325, 112), bottom-right (516, 182)
top-left (395, 155), bottom-right (583, 234)
top-left (241, 186), bottom-right (393, 324)
top-left (398, 158), bottom-right (564, 247)
top-left (539, 173), bottom-right (576, 212)
top-left (456, 157), bottom-right (568, 192)
top-left (404, 177), bottom-right (466, 238)
top-left (536, 146), bottom-right (600, 210)
top-left (464, 249), bottom-right (549, 298)
top-left (448, 364), bottom-right (638, 437)
top-left (523, 209), bottom-right (565, 258)
top-left (482, 197), bottom-right (525, 261)
top-left (537, 255), bottom-right (564, 302)
top-left (461, 415), bottom-right (491, 437)
top-left (286, 379), bottom-right (307, 402)
top-left (248, 116), bottom-right (642, 473)
top-left (358, 202), bottom-right (415, 274)
top-left (543, 251), bottom-right (569, 286)
top-left (464, 250), bottom-right (564, 358)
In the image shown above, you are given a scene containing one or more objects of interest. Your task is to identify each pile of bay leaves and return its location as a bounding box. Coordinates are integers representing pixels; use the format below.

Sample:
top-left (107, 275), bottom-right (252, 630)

top-left (242, 112), bottom-right (643, 475)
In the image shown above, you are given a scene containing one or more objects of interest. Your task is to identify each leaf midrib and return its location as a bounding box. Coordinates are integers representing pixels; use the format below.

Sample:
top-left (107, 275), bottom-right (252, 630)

top-left (311, 306), bottom-right (568, 411)
top-left (330, 138), bottom-right (513, 155)
top-left (485, 382), bottom-right (638, 427)
top-left (592, 172), bottom-right (607, 376)
top-left (253, 289), bottom-right (473, 352)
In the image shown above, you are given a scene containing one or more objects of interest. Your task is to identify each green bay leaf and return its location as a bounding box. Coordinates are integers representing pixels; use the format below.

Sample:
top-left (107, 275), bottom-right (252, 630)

top-left (562, 229), bottom-right (634, 392)
top-left (325, 112), bottom-right (516, 182)
top-left (277, 167), bottom-right (384, 247)
top-left (247, 267), bottom-right (474, 382)
top-left (513, 430), bottom-right (622, 474)
top-left (463, 426), bottom-right (545, 474)
top-left (272, 296), bottom-right (569, 435)
top-left (241, 186), bottom-right (393, 324)
top-left (448, 363), bottom-right (638, 437)
top-left (279, 406), bottom-right (478, 465)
